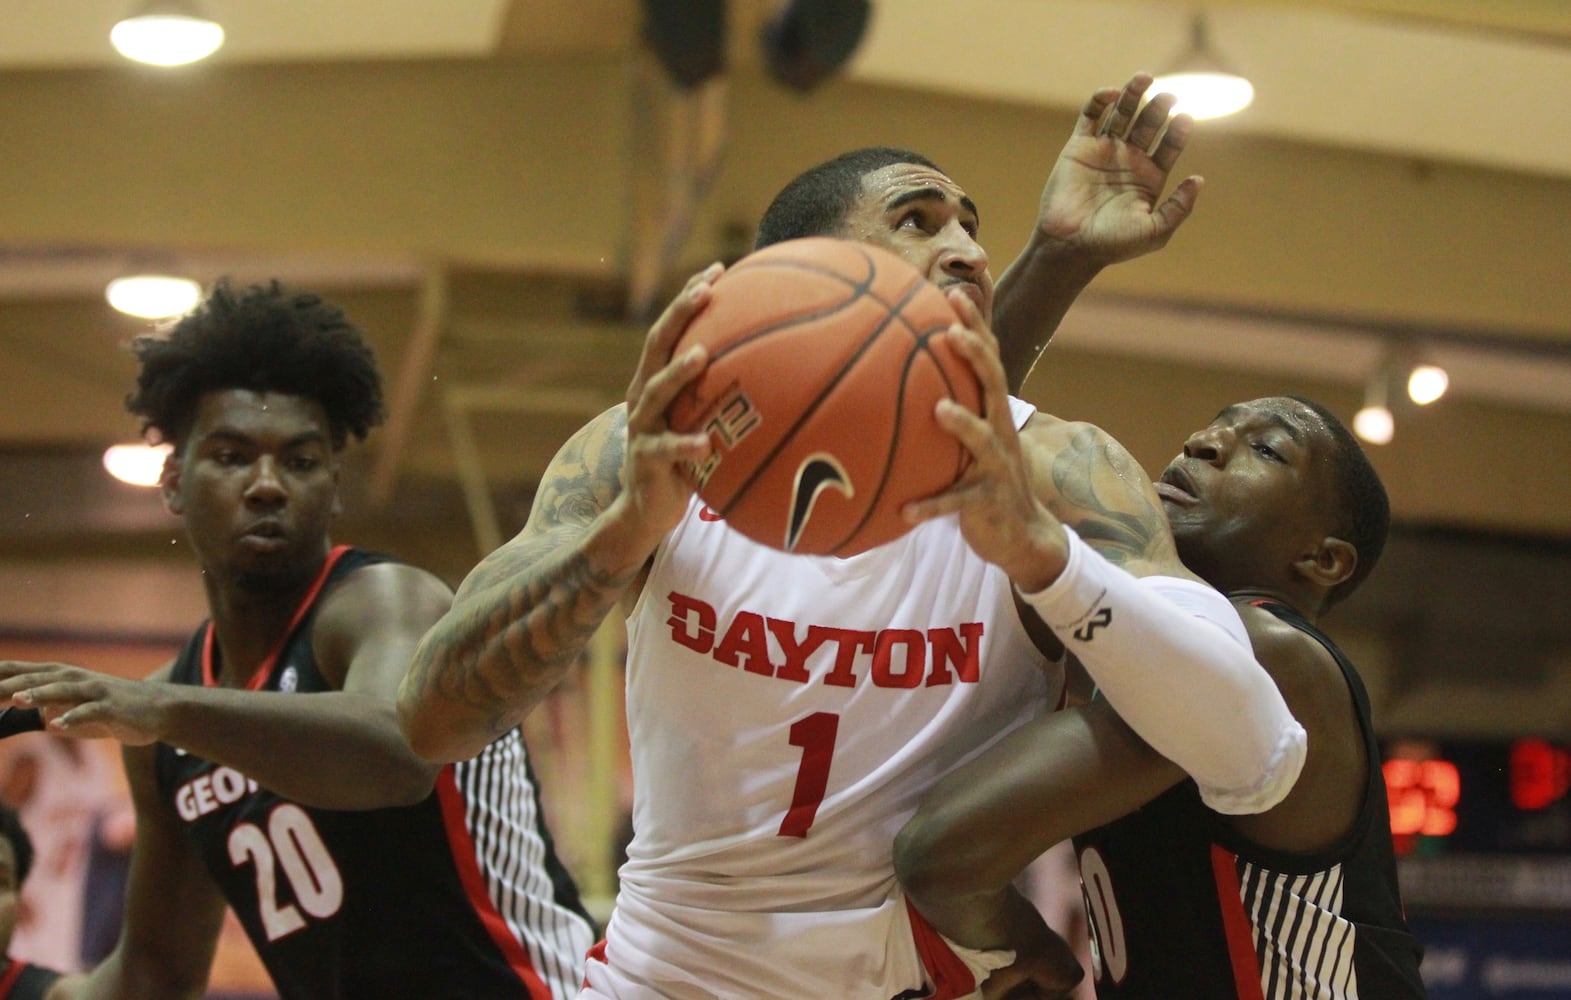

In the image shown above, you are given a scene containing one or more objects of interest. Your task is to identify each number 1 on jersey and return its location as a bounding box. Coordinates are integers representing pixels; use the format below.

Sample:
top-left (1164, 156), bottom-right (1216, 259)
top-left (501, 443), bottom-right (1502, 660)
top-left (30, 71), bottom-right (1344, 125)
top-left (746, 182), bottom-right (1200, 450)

top-left (778, 711), bottom-right (839, 838)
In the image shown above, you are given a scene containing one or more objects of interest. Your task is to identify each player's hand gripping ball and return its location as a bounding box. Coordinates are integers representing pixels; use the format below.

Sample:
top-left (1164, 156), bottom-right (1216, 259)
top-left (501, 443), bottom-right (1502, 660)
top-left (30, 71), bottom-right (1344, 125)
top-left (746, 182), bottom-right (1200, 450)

top-left (667, 237), bottom-right (982, 557)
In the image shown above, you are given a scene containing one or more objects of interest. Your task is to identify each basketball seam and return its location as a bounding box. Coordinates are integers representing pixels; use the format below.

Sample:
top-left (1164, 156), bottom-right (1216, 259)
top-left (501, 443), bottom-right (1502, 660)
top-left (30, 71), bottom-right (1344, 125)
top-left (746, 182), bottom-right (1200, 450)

top-left (716, 273), bottom-right (931, 525)
top-left (711, 249), bottom-right (952, 363)
top-left (825, 322), bottom-right (959, 555)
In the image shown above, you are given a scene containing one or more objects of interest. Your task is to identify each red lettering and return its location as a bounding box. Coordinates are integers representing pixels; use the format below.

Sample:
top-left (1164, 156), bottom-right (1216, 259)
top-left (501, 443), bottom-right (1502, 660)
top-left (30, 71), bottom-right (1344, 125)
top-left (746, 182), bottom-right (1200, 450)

top-left (926, 623), bottom-right (983, 686)
top-left (667, 592), bottom-right (717, 653)
top-left (714, 611), bottom-right (776, 676)
top-left (817, 627), bottom-right (876, 687)
top-left (872, 629), bottom-right (925, 688)
top-left (665, 595), bottom-right (984, 690)
top-left (767, 618), bottom-right (829, 684)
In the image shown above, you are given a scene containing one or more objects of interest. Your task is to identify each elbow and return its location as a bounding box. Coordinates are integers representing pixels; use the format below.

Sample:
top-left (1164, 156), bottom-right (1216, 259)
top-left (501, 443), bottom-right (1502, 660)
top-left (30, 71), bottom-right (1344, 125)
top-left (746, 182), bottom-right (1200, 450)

top-left (396, 695), bottom-right (465, 767)
top-left (1197, 718), bottom-right (1309, 816)
top-left (394, 655), bottom-right (465, 766)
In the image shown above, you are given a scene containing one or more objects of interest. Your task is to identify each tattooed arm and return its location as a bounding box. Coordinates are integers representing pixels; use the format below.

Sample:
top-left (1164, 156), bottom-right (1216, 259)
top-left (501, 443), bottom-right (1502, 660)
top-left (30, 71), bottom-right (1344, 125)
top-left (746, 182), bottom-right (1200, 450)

top-left (1027, 417), bottom-right (1191, 579)
top-left (398, 269), bottom-right (721, 763)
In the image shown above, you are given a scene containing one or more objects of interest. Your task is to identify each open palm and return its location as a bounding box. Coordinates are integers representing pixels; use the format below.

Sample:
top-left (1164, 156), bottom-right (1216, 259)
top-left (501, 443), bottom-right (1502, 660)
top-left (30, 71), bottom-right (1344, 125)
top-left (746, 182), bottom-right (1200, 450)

top-left (1034, 73), bottom-right (1202, 265)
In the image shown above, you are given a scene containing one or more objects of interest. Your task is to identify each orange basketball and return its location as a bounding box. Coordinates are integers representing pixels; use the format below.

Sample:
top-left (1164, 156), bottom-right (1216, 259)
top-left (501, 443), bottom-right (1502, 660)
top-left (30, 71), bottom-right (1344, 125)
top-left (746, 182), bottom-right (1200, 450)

top-left (667, 236), bottom-right (981, 557)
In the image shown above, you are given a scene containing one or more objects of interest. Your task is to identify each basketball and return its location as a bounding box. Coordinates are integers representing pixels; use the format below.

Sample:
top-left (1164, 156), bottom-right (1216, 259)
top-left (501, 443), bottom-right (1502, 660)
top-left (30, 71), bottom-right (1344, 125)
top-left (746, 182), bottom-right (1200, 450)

top-left (667, 236), bottom-right (982, 557)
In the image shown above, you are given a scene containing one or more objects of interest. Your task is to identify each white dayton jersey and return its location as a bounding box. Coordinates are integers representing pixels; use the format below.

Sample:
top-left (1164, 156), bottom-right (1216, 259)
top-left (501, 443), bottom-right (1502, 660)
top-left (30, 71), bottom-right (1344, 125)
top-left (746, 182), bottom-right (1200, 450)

top-left (593, 398), bottom-right (1058, 999)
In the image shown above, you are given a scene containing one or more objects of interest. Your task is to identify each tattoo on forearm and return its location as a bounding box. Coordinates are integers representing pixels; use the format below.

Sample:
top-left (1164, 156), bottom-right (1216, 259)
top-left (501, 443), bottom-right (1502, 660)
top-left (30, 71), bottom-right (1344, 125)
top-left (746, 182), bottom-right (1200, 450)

top-left (1049, 428), bottom-right (1167, 566)
top-left (403, 410), bottom-right (634, 738)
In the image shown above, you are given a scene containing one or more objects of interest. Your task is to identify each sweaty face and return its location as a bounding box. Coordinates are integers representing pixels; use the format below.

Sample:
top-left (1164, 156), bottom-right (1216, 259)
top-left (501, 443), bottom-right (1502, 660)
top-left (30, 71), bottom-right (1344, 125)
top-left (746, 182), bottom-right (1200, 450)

top-left (163, 389), bottom-right (341, 595)
top-left (1153, 397), bottom-right (1338, 595)
top-left (837, 162), bottom-right (994, 321)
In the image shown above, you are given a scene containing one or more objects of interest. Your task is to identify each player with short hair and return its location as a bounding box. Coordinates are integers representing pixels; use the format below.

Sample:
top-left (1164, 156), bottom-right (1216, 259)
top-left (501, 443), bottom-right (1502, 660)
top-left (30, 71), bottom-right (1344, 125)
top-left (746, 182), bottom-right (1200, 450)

top-left (399, 75), bottom-right (1310, 999)
top-left (0, 280), bottom-right (595, 999)
top-left (894, 395), bottom-right (1425, 997)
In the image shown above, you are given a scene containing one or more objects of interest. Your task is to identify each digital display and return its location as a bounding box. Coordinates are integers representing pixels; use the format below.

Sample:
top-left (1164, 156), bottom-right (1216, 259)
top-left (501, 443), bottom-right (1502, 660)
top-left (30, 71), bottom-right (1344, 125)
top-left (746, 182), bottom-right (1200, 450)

top-left (1508, 738), bottom-right (1571, 811)
top-left (1384, 756), bottom-right (1460, 839)
top-left (1383, 738), bottom-right (1571, 857)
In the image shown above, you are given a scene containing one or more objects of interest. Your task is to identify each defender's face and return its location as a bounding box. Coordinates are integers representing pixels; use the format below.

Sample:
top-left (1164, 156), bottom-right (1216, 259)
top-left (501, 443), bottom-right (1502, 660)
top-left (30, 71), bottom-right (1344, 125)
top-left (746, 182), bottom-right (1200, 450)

top-left (163, 389), bottom-right (341, 594)
top-left (1154, 397), bottom-right (1336, 593)
top-left (837, 162), bottom-right (994, 321)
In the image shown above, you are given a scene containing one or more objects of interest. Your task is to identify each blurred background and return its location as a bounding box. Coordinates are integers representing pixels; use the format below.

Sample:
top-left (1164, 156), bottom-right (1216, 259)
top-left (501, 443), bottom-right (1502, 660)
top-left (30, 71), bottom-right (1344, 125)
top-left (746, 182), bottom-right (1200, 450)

top-left (1, 1), bottom-right (1569, 996)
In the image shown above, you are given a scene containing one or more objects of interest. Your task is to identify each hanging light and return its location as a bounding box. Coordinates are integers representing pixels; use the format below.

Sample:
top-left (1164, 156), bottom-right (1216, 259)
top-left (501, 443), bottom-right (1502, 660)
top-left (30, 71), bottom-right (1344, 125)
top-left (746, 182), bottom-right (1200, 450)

top-left (111, 1), bottom-right (225, 67)
top-left (1353, 401), bottom-right (1394, 446)
top-left (1353, 366), bottom-right (1394, 446)
top-left (103, 443), bottom-right (173, 487)
top-left (106, 274), bottom-right (203, 319)
top-left (1151, 13), bottom-right (1254, 121)
top-left (1407, 363), bottom-right (1449, 405)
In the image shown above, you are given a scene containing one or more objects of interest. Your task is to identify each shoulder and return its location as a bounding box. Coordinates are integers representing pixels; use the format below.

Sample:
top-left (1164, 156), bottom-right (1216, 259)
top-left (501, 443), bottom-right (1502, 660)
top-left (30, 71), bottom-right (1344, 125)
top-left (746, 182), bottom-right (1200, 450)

top-left (1019, 412), bottom-right (1100, 448)
top-left (317, 559), bottom-right (454, 625)
top-left (1021, 414), bottom-right (1177, 573)
top-left (1233, 603), bottom-right (1348, 708)
top-left (312, 558), bottom-right (456, 680)
top-left (1020, 416), bottom-right (1147, 485)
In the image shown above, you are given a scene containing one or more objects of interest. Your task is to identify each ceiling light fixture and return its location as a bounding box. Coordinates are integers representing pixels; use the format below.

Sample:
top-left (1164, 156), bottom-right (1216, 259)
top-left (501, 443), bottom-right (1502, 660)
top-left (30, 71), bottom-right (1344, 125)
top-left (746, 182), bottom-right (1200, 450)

top-left (110, 1), bottom-right (225, 67)
top-left (106, 274), bottom-right (203, 319)
top-left (1353, 367), bottom-right (1395, 446)
top-left (1151, 13), bottom-right (1254, 121)
top-left (103, 442), bottom-right (172, 487)
top-left (1407, 363), bottom-right (1449, 406)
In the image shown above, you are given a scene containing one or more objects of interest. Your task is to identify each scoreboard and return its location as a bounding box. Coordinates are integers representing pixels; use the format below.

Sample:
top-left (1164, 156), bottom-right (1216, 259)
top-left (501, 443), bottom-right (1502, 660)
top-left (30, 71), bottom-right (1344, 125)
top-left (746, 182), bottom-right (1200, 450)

top-left (1385, 738), bottom-right (1571, 998)
top-left (1383, 737), bottom-right (1571, 857)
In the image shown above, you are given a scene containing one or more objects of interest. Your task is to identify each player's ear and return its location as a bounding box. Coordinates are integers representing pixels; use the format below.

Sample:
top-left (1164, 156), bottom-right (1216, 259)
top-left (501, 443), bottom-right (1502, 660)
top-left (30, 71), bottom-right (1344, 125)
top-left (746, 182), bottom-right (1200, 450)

top-left (160, 448), bottom-right (185, 515)
top-left (331, 459), bottom-right (344, 518)
top-left (1294, 535), bottom-right (1357, 591)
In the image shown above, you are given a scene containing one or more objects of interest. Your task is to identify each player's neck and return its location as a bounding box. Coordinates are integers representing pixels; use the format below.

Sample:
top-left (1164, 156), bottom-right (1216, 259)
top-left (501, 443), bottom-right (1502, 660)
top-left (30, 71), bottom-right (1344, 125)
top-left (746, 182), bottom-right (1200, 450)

top-left (204, 580), bottom-right (316, 688)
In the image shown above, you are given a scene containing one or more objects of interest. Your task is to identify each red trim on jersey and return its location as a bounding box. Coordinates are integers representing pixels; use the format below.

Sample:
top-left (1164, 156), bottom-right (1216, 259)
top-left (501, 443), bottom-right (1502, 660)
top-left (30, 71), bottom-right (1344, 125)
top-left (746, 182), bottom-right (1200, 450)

top-left (1209, 844), bottom-right (1266, 1000)
top-left (0, 959), bottom-right (25, 998)
top-left (200, 545), bottom-right (352, 690)
top-left (905, 897), bottom-right (977, 1000)
top-left (434, 766), bottom-right (554, 999)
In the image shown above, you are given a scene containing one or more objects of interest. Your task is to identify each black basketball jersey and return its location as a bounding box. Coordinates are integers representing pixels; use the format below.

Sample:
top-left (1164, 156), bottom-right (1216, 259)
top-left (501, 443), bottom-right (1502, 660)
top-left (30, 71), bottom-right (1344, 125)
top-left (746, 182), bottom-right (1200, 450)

top-left (0, 960), bottom-right (60, 1000)
top-left (1071, 600), bottom-right (1425, 999)
top-left (154, 546), bottom-right (596, 1000)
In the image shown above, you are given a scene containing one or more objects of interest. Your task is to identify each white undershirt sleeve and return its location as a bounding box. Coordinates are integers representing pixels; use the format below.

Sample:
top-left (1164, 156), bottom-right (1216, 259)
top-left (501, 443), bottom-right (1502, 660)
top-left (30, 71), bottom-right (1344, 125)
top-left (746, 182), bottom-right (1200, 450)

top-left (1017, 527), bottom-right (1308, 814)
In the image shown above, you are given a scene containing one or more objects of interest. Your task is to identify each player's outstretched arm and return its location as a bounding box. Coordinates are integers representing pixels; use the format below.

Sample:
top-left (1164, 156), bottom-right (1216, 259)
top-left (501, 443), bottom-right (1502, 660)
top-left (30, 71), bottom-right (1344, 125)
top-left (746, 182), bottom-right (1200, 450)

top-left (0, 564), bottom-right (453, 811)
top-left (993, 72), bottom-right (1203, 392)
top-left (398, 266), bottom-right (721, 764)
top-left (47, 744), bottom-right (227, 1000)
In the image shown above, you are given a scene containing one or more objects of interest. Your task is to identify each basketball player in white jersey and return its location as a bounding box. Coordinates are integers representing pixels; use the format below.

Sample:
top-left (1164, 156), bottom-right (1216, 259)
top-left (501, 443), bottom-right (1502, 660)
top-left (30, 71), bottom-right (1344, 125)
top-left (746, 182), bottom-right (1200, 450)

top-left (400, 74), bottom-right (1305, 999)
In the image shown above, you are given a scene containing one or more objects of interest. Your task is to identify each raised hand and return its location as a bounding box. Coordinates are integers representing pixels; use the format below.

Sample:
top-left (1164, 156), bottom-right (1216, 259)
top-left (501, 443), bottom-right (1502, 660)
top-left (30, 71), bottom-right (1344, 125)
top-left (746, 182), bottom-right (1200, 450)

top-left (1032, 72), bottom-right (1203, 265)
